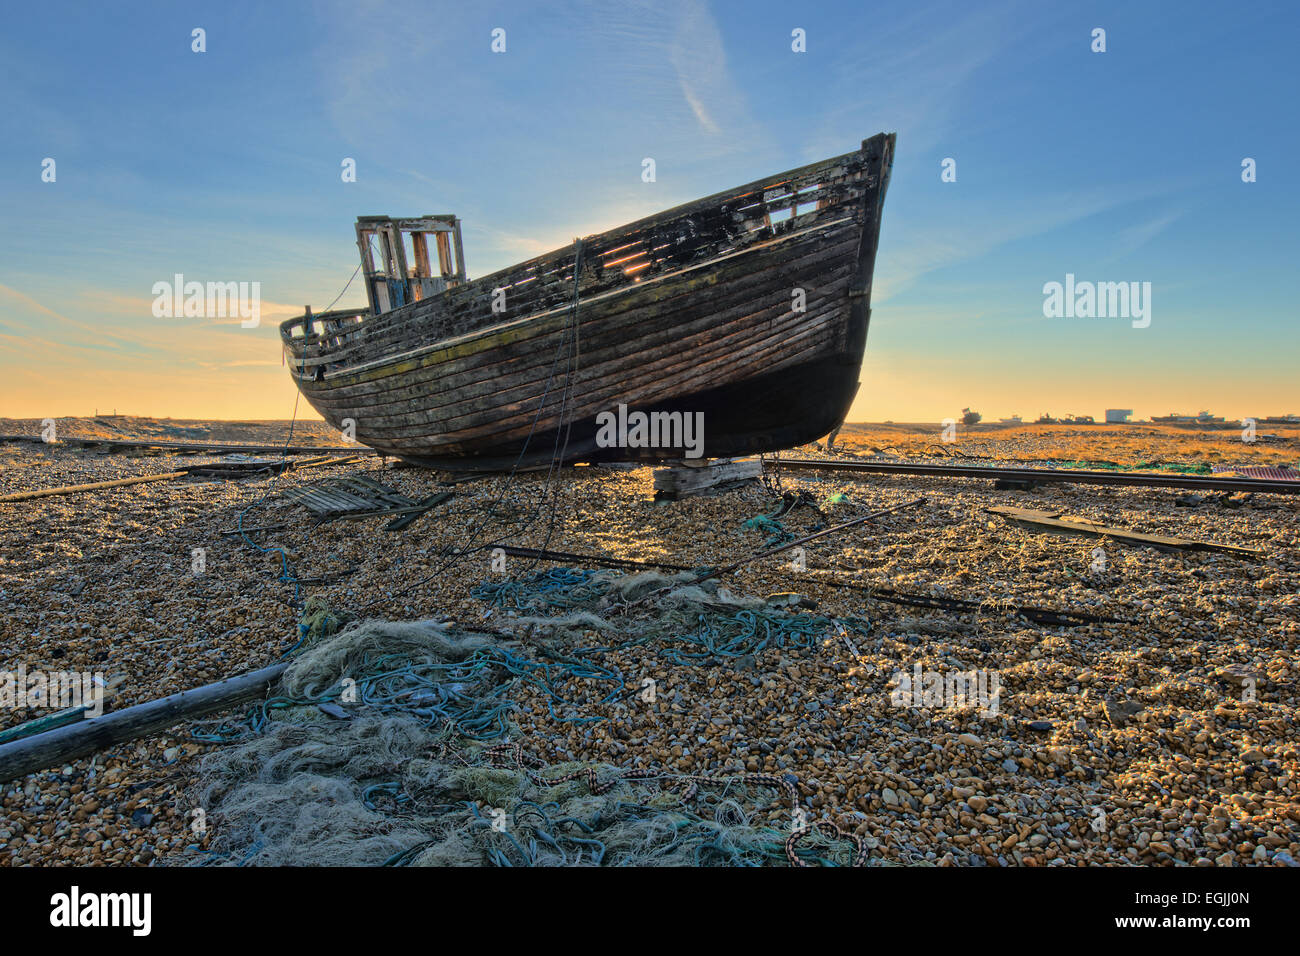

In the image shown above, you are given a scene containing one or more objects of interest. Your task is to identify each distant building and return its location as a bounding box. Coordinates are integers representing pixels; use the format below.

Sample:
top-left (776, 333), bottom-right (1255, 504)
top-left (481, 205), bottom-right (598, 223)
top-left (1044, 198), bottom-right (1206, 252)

top-left (1105, 409), bottom-right (1133, 423)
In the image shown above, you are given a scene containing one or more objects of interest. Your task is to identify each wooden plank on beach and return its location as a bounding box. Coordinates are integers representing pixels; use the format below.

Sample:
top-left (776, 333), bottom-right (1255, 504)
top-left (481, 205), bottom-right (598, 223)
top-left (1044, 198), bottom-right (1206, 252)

top-left (281, 475), bottom-right (428, 522)
top-left (653, 458), bottom-right (762, 497)
top-left (0, 661), bottom-right (290, 784)
top-left (183, 453), bottom-right (369, 478)
top-left (0, 676), bottom-right (129, 745)
top-left (986, 506), bottom-right (1263, 557)
top-left (0, 471), bottom-right (189, 503)
top-left (383, 491), bottom-right (454, 531)
top-left (0, 434), bottom-right (375, 456)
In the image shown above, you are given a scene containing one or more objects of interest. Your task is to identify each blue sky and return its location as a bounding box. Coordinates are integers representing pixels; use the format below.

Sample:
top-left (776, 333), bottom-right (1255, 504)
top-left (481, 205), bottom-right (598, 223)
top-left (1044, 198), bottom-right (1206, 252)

top-left (1, 0), bottom-right (1296, 421)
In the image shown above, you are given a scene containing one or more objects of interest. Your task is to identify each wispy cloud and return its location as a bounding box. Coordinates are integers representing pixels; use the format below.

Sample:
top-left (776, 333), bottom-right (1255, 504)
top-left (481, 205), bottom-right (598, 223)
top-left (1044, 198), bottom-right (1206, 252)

top-left (670, 2), bottom-right (726, 135)
top-left (874, 184), bottom-right (1185, 304)
top-left (0, 283), bottom-right (304, 392)
top-left (195, 359), bottom-right (283, 370)
top-left (803, 2), bottom-right (1037, 159)
top-left (0, 284), bottom-right (147, 355)
top-left (320, 0), bottom-right (443, 147)
top-left (1115, 211), bottom-right (1183, 256)
top-left (73, 289), bottom-right (306, 327)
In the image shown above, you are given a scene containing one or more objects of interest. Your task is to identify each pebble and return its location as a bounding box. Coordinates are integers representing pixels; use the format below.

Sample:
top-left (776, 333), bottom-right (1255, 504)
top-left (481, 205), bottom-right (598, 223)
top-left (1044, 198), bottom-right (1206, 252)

top-left (3, 417), bottom-right (1298, 868)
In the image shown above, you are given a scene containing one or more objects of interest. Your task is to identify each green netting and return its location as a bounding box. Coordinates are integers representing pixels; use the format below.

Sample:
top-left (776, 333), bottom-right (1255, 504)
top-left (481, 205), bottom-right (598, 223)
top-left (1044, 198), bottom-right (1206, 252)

top-left (188, 570), bottom-right (878, 867)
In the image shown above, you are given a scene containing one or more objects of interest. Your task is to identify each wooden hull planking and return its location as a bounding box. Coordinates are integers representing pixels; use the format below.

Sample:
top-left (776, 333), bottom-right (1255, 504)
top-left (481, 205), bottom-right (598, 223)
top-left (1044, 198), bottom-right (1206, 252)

top-left (281, 134), bottom-right (895, 468)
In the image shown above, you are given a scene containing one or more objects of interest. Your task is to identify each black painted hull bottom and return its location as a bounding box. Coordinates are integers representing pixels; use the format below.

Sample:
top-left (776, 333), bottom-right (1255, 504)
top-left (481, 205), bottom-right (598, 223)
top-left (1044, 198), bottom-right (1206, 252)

top-left (393, 354), bottom-right (862, 471)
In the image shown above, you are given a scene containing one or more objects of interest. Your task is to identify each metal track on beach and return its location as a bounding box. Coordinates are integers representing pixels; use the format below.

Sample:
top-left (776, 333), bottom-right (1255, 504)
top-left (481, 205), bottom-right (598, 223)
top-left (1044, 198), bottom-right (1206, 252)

top-left (0, 434), bottom-right (375, 456)
top-left (770, 458), bottom-right (1300, 495)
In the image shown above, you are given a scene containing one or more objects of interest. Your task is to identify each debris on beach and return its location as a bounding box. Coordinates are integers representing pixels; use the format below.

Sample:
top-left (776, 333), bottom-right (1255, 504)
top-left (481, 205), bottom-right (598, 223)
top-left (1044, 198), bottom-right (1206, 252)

top-left (1, 418), bottom-right (1297, 867)
top-left (189, 572), bottom-right (876, 866)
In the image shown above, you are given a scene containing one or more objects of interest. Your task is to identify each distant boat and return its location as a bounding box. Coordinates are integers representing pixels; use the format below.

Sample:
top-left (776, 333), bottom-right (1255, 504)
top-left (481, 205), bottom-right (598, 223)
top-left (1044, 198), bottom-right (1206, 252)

top-left (281, 134), bottom-right (896, 469)
top-left (999, 415), bottom-right (1022, 423)
top-left (1035, 414), bottom-right (1056, 424)
top-left (1152, 411), bottom-right (1225, 424)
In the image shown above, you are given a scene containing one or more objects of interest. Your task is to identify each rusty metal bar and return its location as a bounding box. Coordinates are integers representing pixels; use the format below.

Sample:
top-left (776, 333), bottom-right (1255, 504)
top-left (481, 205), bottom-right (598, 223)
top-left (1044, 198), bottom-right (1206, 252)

top-left (770, 458), bottom-right (1300, 495)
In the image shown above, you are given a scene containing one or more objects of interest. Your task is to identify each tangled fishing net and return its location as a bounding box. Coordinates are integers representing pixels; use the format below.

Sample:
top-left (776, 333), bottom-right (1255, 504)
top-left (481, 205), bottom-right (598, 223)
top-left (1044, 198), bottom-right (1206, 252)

top-left (190, 569), bottom-right (875, 866)
top-left (741, 490), bottom-right (835, 548)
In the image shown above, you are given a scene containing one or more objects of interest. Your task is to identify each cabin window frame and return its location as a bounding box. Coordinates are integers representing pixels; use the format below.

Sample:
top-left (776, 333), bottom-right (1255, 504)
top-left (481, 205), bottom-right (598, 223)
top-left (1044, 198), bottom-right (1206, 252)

top-left (355, 215), bottom-right (467, 316)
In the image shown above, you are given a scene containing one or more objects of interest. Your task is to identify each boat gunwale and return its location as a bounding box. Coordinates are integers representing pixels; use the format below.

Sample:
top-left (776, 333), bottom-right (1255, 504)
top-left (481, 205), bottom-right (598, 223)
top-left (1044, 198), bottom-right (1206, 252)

top-left (284, 214), bottom-right (858, 380)
top-left (297, 263), bottom-right (857, 429)
top-left (279, 137), bottom-right (886, 357)
top-left (277, 131), bottom-right (895, 465)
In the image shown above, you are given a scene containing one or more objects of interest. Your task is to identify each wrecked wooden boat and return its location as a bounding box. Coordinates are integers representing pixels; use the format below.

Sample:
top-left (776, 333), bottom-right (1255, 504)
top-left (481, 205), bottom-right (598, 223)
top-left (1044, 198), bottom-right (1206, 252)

top-left (280, 133), bottom-right (895, 469)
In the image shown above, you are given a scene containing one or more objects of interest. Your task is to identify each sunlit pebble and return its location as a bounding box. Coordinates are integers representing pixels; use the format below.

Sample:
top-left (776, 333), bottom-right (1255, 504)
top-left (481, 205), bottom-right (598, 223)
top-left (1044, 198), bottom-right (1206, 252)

top-left (0, 418), bottom-right (1297, 864)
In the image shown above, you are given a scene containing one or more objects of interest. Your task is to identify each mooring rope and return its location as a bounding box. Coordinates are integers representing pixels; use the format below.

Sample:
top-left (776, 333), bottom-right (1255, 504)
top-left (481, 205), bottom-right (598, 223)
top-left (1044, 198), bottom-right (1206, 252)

top-left (233, 262), bottom-right (364, 610)
top-left (361, 236), bottom-right (592, 615)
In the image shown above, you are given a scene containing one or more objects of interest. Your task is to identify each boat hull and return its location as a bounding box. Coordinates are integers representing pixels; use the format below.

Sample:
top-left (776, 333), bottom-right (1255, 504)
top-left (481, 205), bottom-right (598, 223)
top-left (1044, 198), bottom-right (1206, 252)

top-left (283, 134), bottom-right (894, 469)
top-left (395, 350), bottom-right (862, 469)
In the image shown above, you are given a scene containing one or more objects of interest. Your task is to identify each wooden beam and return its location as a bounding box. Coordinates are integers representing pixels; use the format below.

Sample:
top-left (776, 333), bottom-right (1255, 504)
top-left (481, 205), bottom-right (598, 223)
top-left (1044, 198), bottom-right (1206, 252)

top-left (653, 458), bottom-right (762, 497)
top-left (0, 471), bottom-right (188, 502)
top-left (384, 490), bottom-right (454, 531)
top-left (435, 231), bottom-right (454, 279)
top-left (0, 662), bottom-right (289, 784)
top-left (451, 218), bottom-right (467, 282)
top-left (986, 506), bottom-right (1263, 557)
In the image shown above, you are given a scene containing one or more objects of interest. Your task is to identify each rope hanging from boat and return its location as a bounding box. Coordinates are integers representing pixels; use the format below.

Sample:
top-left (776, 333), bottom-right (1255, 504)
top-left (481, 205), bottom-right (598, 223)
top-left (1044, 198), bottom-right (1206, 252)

top-left (235, 261), bottom-right (367, 611)
top-left (357, 236), bottom-right (590, 614)
top-left (529, 237), bottom-right (586, 561)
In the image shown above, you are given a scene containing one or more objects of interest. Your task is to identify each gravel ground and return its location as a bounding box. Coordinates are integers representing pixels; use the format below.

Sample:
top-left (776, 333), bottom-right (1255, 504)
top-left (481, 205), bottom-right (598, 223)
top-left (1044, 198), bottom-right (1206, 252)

top-left (1, 419), bottom-right (1297, 866)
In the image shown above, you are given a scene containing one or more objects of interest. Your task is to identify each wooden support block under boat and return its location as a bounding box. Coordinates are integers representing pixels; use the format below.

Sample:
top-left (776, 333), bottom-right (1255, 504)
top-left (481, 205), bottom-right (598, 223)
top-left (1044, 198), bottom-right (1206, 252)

top-left (653, 458), bottom-right (763, 498)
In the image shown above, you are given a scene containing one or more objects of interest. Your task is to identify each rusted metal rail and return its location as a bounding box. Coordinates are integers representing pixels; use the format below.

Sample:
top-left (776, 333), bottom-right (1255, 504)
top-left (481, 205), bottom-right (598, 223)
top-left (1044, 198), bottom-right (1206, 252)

top-left (769, 458), bottom-right (1300, 495)
top-left (499, 544), bottom-right (1126, 627)
top-left (0, 434), bottom-right (374, 456)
